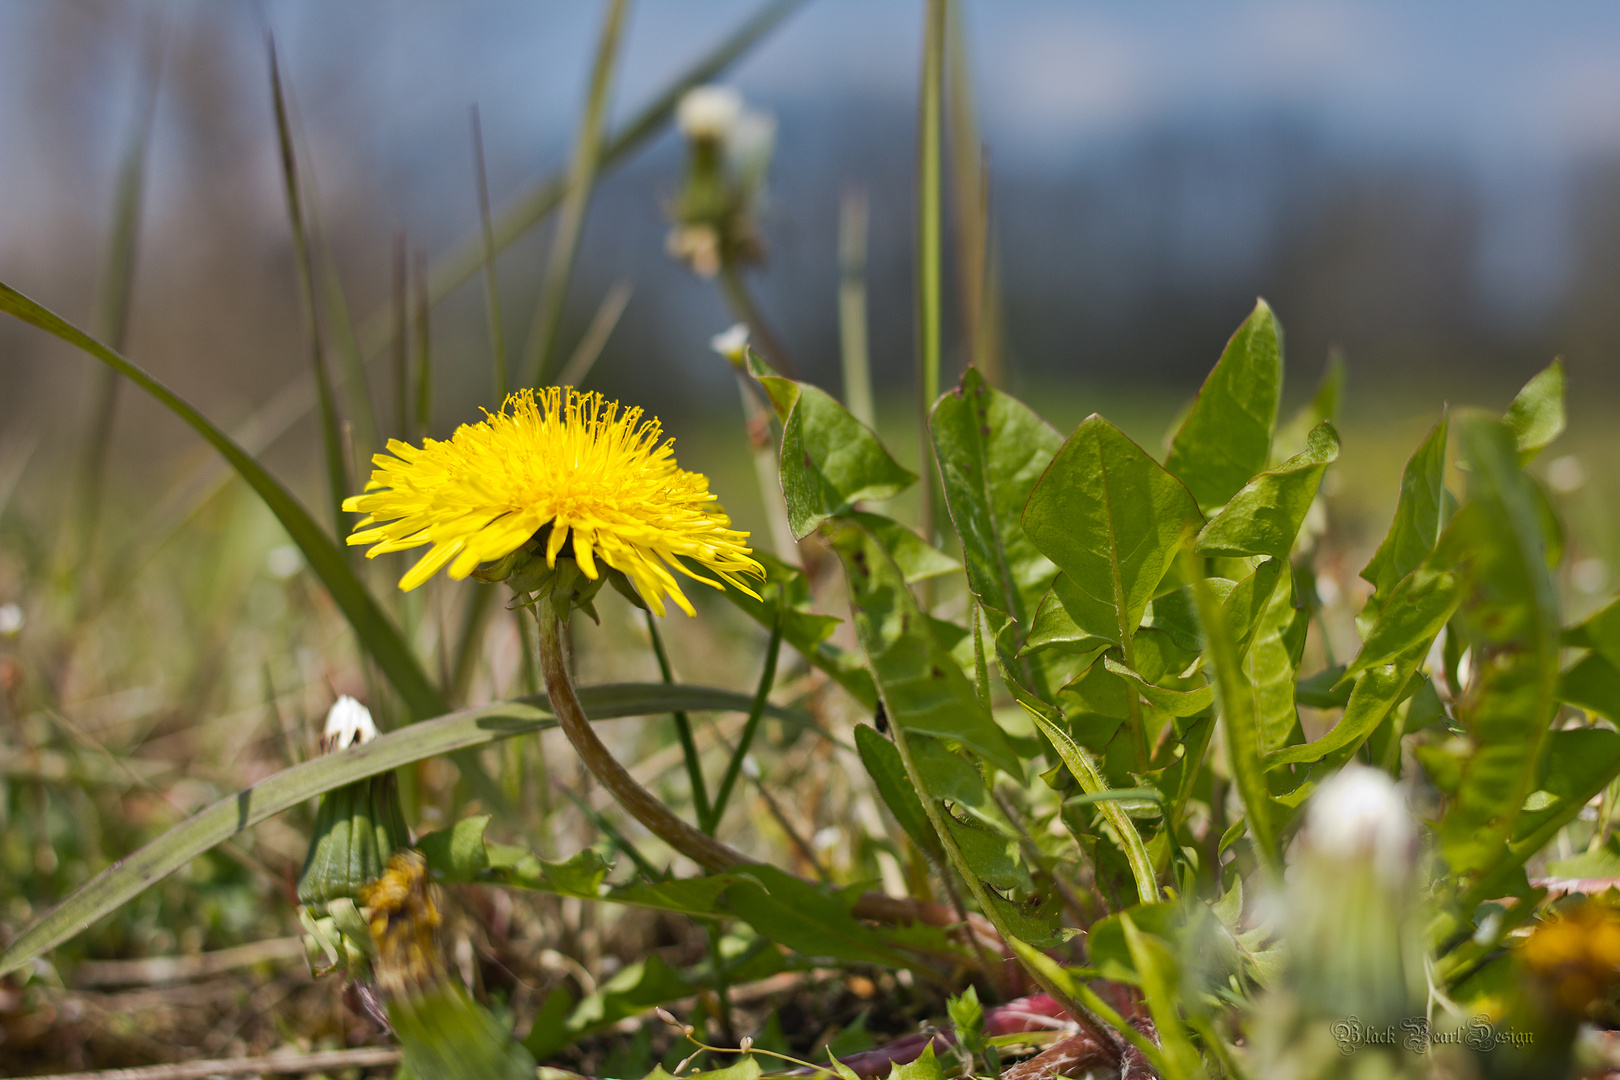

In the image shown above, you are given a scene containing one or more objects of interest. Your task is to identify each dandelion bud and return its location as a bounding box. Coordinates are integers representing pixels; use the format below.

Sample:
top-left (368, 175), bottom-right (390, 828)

top-left (1295, 767), bottom-right (1423, 1009)
top-left (1247, 766), bottom-right (1428, 1077)
top-left (676, 85), bottom-right (743, 142)
top-left (1306, 762), bottom-right (1416, 885)
top-left (321, 695), bottom-right (376, 752)
top-left (298, 698), bottom-right (411, 915)
top-left (709, 323), bottom-right (750, 366)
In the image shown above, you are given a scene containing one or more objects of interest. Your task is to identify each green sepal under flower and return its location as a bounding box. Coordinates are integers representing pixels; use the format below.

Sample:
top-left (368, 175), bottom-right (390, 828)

top-left (297, 770), bottom-right (413, 914)
top-left (473, 531), bottom-right (623, 625)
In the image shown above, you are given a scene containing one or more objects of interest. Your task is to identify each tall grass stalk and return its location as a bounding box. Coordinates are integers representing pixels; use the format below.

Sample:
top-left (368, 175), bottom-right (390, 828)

top-left (523, 0), bottom-right (630, 388)
top-left (470, 105), bottom-right (510, 403)
top-left (645, 612), bottom-right (712, 830)
top-left (556, 280), bottom-right (633, 388)
top-left (945, 1), bottom-right (995, 383)
top-left (70, 28), bottom-right (161, 578)
top-left (413, 251), bottom-right (433, 439)
top-left (393, 231), bottom-right (409, 437)
top-left (915, 0), bottom-right (945, 559)
top-left (269, 41), bottom-right (348, 537)
top-left (837, 188), bottom-right (876, 429)
top-left (361, 0), bottom-right (806, 363)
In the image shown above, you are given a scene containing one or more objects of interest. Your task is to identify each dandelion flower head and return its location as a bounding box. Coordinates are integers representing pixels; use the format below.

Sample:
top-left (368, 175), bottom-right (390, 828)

top-left (344, 387), bottom-right (764, 616)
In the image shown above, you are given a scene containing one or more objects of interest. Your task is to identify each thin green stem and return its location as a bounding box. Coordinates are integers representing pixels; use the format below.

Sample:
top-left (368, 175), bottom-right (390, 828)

top-left (706, 928), bottom-right (737, 1047)
top-left (524, 0), bottom-right (629, 388)
top-left (413, 251), bottom-right (432, 439)
top-left (706, 609), bottom-right (782, 832)
top-left (269, 40), bottom-right (347, 537)
top-left (646, 610), bottom-right (712, 829)
top-left (734, 369), bottom-right (799, 564)
top-left (297, 118), bottom-right (379, 463)
top-left (556, 280), bottom-right (633, 388)
top-left (361, 0), bottom-right (807, 363)
top-left (555, 783), bottom-right (660, 880)
top-left (392, 231), bottom-right (409, 438)
top-left (450, 586), bottom-right (497, 704)
top-left (470, 104), bottom-right (510, 404)
top-left (718, 263), bottom-right (797, 379)
top-left (915, 0), bottom-right (945, 564)
top-left (837, 187), bottom-right (875, 429)
top-left (72, 33), bottom-right (159, 578)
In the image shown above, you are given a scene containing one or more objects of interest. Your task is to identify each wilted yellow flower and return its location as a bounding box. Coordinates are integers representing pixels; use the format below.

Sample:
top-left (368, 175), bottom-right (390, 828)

top-left (360, 850), bottom-right (443, 997)
top-left (344, 388), bottom-right (763, 616)
top-left (1518, 900), bottom-right (1620, 1013)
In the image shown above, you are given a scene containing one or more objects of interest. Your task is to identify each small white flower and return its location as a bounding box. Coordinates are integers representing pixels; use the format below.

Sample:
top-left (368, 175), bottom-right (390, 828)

top-left (0, 603), bottom-right (23, 636)
top-left (676, 85), bottom-right (743, 141)
top-left (322, 695), bottom-right (376, 752)
top-left (710, 322), bottom-right (750, 363)
top-left (1307, 764), bottom-right (1414, 884)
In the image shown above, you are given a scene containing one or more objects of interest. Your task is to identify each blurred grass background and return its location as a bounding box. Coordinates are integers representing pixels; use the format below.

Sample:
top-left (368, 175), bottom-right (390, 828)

top-left (5, 0), bottom-right (1620, 1073)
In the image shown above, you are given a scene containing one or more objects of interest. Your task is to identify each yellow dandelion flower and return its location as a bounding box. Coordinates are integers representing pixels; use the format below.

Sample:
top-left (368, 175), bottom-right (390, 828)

top-left (343, 388), bottom-right (764, 617)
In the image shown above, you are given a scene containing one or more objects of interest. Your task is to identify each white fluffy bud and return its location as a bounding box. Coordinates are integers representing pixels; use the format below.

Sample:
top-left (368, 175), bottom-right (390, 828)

top-left (322, 695), bottom-right (377, 752)
top-left (709, 323), bottom-right (750, 363)
top-left (676, 85), bottom-right (743, 141)
top-left (1306, 764), bottom-right (1414, 884)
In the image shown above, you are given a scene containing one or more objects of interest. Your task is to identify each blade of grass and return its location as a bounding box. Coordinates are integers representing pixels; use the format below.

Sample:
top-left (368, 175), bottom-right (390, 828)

top-left (0, 282), bottom-right (444, 724)
top-left (556, 280), bottom-right (633, 388)
top-left (357, 0), bottom-right (806, 363)
top-left (269, 39), bottom-right (348, 536)
top-left (557, 783), bottom-right (661, 880)
top-left (0, 683), bottom-right (805, 977)
top-left (705, 608), bottom-right (782, 832)
top-left (286, 88), bottom-right (380, 463)
top-left (837, 187), bottom-right (875, 429)
top-left (646, 610), bottom-right (711, 829)
top-left (75, 371), bottom-right (324, 619)
top-left (311, 205), bottom-right (379, 465)
top-left (915, 0), bottom-right (945, 564)
top-left (70, 25), bottom-right (161, 576)
top-left (413, 250), bottom-right (433, 438)
top-left (450, 586), bottom-right (497, 704)
top-left (393, 230), bottom-right (409, 437)
top-left (153, 1), bottom-right (804, 512)
top-left (717, 264), bottom-right (798, 378)
top-left (945, 0), bottom-right (993, 381)
top-left (470, 104), bottom-right (510, 403)
top-left (522, 0), bottom-right (630, 388)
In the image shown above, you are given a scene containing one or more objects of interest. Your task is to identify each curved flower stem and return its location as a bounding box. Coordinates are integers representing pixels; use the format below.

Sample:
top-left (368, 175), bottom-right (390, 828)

top-left (538, 608), bottom-right (752, 873)
top-left (538, 605), bottom-right (1032, 994)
